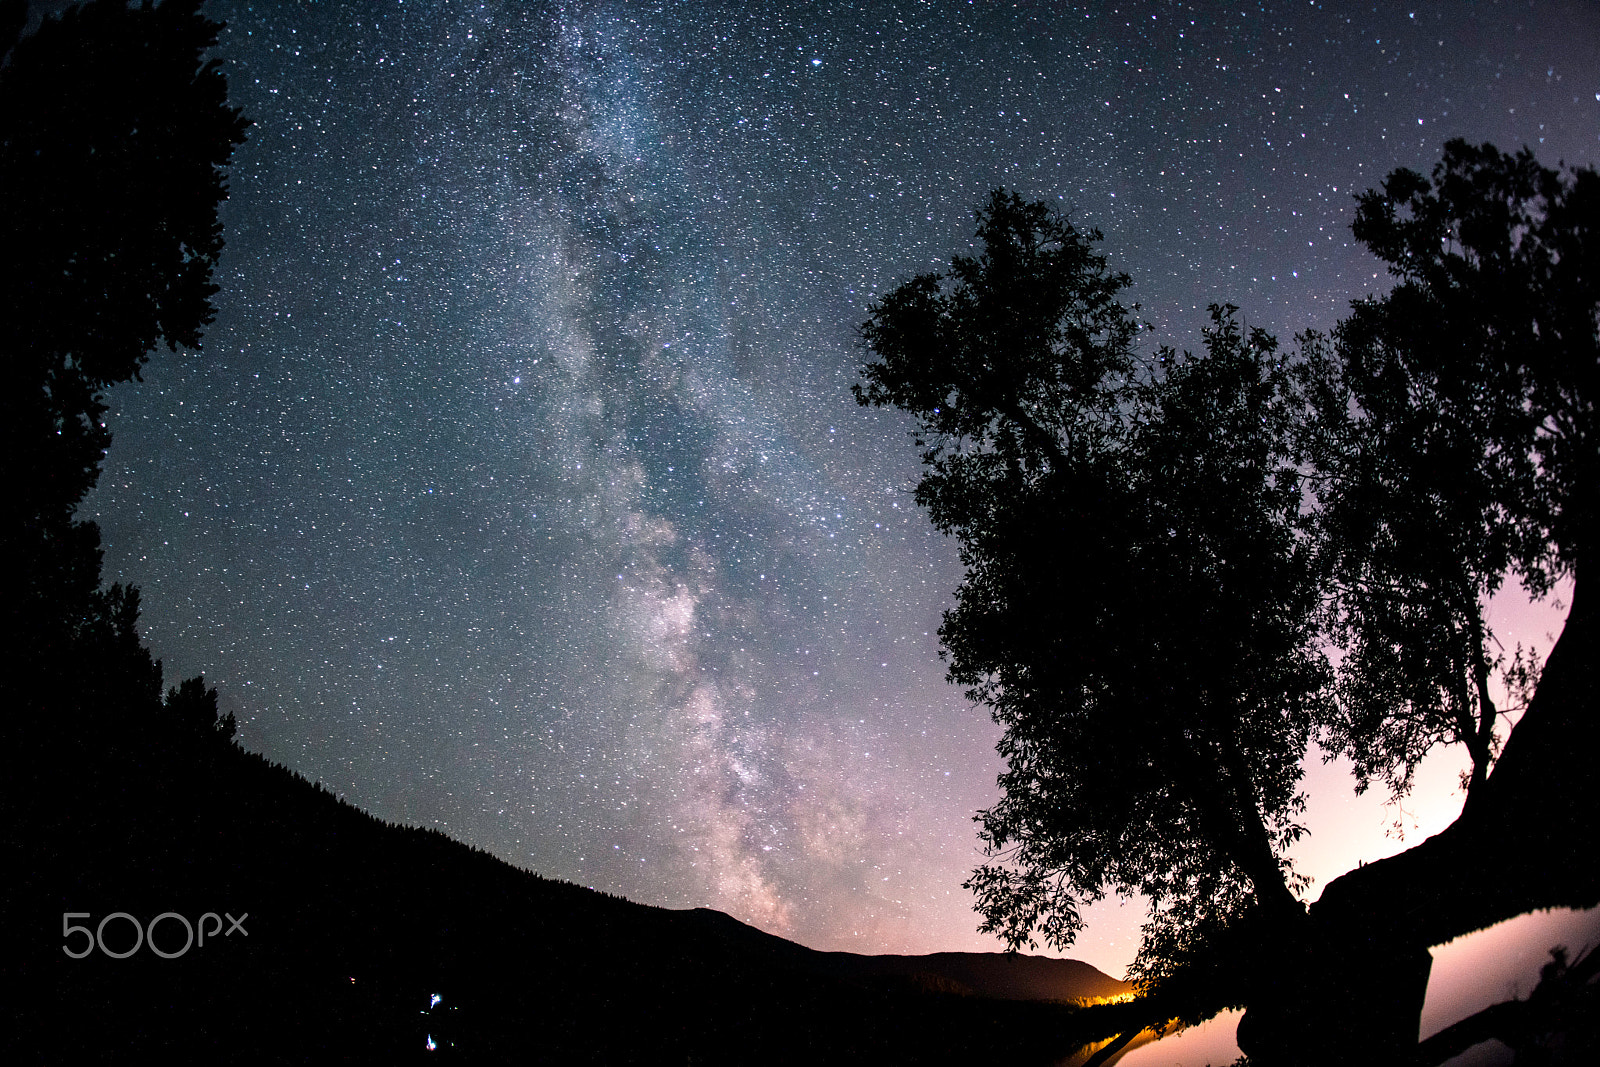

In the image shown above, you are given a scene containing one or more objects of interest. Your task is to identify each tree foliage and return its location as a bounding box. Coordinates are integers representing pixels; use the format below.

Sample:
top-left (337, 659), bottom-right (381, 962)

top-left (1, 0), bottom-right (248, 616)
top-left (1303, 140), bottom-right (1597, 804)
top-left (166, 673), bottom-right (236, 740)
top-left (855, 190), bottom-right (1139, 493)
top-left (858, 140), bottom-right (1597, 1010)
top-left (0, 0), bottom-right (247, 739)
top-left (857, 193), bottom-right (1327, 983)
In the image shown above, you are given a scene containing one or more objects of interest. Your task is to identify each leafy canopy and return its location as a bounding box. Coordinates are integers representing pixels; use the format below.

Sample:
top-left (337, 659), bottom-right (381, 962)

top-left (1, 0), bottom-right (249, 531)
top-left (1304, 141), bottom-right (1597, 805)
top-left (857, 192), bottom-right (1325, 982)
top-left (1, 0), bottom-right (247, 740)
top-left (857, 141), bottom-right (1596, 984)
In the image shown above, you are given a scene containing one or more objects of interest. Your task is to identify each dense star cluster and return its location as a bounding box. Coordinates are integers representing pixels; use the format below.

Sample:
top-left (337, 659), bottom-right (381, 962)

top-left (83, 0), bottom-right (1597, 977)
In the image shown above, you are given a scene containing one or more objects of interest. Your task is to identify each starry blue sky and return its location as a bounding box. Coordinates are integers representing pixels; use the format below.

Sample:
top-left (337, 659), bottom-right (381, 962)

top-left (83, 0), bottom-right (1598, 978)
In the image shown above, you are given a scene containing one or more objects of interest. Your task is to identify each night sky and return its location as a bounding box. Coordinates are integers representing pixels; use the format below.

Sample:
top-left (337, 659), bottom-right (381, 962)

top-left (82, 0), bottom-right (1598, 1002)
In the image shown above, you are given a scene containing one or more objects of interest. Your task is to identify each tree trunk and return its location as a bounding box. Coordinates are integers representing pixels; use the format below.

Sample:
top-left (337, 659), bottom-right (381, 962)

top-left (1238, 572), bottom-right (1598, 1065)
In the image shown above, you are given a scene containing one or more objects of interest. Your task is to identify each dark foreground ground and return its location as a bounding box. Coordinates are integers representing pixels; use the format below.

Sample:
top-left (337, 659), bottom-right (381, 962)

top-left (9, 716), bottom-right (1142, 1065)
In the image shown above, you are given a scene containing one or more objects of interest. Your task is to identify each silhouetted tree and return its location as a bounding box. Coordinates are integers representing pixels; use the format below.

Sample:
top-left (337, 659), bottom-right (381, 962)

top-left (3, 10), bottom-right (251, 1055)
top-left (858, 144), bottom-right (1598, 1065)
top-left (1301, 140), bottom-right (1594, 807)
top-left (1241, 141), bottom-right (1599, 1065)
top-left (0, 0), bottom-right (248, 740)
top-left (858, 191), bottom-right (1323, 968)
top-left (165, 673), bottom-right (235, 739)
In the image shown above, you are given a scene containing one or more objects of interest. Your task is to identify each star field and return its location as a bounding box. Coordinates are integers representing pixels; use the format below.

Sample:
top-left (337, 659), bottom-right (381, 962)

top-left (85, 0), bottom-right (1599, 979)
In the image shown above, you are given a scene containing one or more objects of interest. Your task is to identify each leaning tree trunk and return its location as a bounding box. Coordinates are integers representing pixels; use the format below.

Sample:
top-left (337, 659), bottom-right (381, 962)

top-left (1238, 573), bottom-right (1599, 1066)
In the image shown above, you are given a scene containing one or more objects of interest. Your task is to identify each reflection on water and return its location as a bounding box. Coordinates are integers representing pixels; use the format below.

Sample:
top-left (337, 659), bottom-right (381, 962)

top-left (1422, 906), bottom-right (1600, 1040)
top-left (1047, 907), bottom-right (1600, 1067)
top-left (1103, 1011), bottom-right (1243, 1067)
top-left (1054, 1025), bottom-right (1165, 1067)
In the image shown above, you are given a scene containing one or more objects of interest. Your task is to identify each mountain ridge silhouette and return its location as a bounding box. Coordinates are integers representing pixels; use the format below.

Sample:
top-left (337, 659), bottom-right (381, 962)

top-left (15, 718), bottom-right (1134, 1064)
